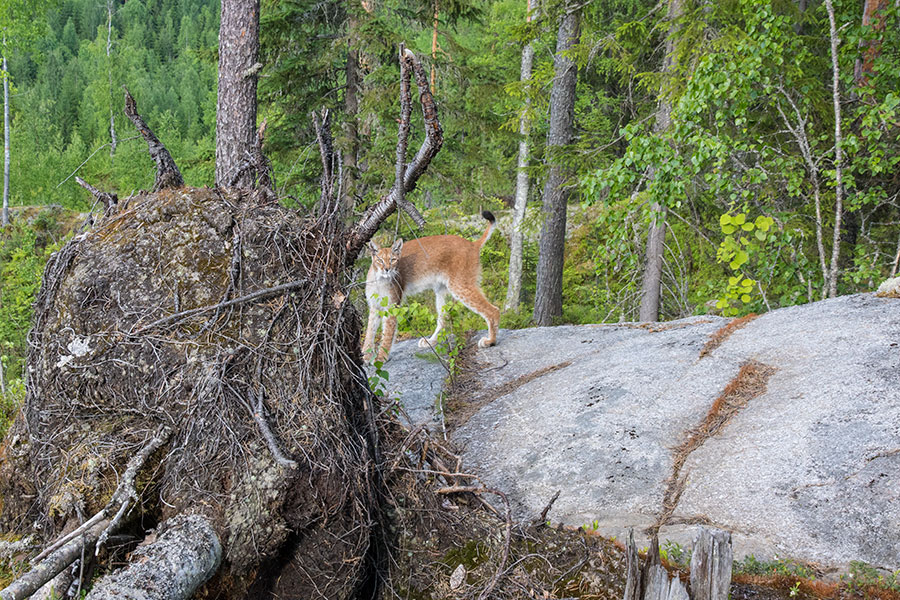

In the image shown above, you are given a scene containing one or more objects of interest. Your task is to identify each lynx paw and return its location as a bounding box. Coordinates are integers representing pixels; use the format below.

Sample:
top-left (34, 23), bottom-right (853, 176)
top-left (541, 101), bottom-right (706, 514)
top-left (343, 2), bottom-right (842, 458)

top-left (477, 337), bottom-right (495, 348)
top-left (418, 337), bottom-right (437, 349)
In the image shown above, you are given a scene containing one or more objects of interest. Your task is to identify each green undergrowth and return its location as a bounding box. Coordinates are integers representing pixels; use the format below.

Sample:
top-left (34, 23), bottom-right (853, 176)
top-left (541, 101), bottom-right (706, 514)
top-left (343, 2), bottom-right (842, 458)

top-left (0, 207), bottom-right (76, 440)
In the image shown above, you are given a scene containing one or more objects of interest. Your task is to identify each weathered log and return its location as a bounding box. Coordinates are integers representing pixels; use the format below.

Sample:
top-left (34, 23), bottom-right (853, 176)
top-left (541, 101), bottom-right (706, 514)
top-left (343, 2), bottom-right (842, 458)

top-left (689, 528), bottom-right (732, 600)
top-left (123, 87), bottom-right (184, 192)
top-left (623, 531), bottom-right (642, 600)
top-left (85, 514), bottom-right (221, 600)
top-left (0, 520), bottom-right (107, 600)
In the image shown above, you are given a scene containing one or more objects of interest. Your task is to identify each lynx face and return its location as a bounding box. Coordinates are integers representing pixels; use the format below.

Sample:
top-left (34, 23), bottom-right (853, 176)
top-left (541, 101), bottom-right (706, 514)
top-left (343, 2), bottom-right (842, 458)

top-left (362, 211), bottom-right (500, 363)
top-left (368, 239), bottom-right (403, 285)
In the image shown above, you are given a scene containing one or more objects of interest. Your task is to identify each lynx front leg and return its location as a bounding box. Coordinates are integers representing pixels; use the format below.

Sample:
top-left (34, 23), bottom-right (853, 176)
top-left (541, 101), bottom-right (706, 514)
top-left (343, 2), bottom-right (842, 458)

top-left (362, 308), bottom-right (381, 362)
top-left (377, 314), bottom-right (398, 363)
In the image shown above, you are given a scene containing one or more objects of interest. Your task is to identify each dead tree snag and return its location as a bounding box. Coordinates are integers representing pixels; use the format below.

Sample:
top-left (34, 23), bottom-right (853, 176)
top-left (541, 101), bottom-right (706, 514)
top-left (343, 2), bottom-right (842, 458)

top-left (123, 87), bottom-right (184, 192)
top-left (346, 47), bottom-right (441, 263)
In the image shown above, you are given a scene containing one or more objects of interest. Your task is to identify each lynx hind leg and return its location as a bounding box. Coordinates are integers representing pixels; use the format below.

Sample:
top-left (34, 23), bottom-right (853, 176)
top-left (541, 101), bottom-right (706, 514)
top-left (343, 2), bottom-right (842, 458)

top-left (448, 280), bottom-right (500, 348)
top-left (419, 288), bottom-right (449, 348)
top-left (377, 314), bottom-right (399, 363)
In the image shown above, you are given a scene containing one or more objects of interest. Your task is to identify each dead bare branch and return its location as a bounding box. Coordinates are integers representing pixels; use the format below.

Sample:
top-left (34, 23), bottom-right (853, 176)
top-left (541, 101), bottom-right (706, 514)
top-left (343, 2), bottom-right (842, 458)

top-left (32, 426), bottom-right (173, 564)
top-left (75, 177), bottom-right (118, 216)
top-left (131, 279), bottom-right (311, 334)
top-left (346, 46), bottom-right (441, 263)
top-left (313, 109), bottom-right (338, 218)
top-left (123, 87), bottom-right (184, 192)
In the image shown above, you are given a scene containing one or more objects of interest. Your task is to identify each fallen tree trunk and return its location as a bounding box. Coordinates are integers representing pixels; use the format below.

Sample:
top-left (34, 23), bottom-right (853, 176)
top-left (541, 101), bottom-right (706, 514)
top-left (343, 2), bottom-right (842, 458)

top-left (0, 520), bottom-right (106, 600)
top-left (85, 514), bottom-right (221, 600)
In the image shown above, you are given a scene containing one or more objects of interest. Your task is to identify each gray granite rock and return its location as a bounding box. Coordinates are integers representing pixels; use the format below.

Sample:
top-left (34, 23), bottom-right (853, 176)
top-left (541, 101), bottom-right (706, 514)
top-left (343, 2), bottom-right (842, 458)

top-left (383, 294), bottom-right (900, 572)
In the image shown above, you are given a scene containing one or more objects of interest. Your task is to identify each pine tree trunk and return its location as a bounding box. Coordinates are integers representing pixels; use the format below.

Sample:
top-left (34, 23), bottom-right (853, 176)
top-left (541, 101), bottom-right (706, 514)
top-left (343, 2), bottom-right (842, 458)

top-left (3, 49), bottom-right (9, 228)
top-left (504, 0), bottom-right (535, 312)
top-left (533, 6), bottom-right (580, 326)
top-left (215, 0), bottom-right (260, 187)
top-left (637, 0), bottom-right (682, 322)
top-left (107, 0), bottom-right (117, 160)
top-left (341, 24), bottom-right (360, 219)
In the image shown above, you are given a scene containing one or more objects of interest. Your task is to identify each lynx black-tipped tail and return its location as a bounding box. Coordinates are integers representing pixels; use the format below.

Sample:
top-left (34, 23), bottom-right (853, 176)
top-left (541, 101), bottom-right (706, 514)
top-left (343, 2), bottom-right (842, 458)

top-left (476, 210), bottom-right (496, 247)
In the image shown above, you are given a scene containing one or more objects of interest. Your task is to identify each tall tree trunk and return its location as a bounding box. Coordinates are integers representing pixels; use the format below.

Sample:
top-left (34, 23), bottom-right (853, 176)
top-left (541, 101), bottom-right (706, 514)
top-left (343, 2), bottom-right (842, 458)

top-left (853, 0), bottom-right (888, 88)
top-left (431, 0), bottom-right (439, 93)
top-left (107, 0), bottom-right (117, 160)
top-left (824, 0), bottom-right (844, 298)
top-left (505, 0), bottom-right (535, 312)
top-left (341, 11), bottom-right (361, 219)
top-left (215, 0), bottom-right (260, 187)
top-left (3, 46), bottom-right (9, 228)
top-left (533, 5), bottom-right (580, 326)
top-left (637, 0), bottom-right (682, 322)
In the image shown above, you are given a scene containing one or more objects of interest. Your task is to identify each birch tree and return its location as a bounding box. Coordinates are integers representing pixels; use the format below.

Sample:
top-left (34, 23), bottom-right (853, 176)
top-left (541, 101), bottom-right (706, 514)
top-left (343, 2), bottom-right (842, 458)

top-left (505, 0), bottom-right (536, 312)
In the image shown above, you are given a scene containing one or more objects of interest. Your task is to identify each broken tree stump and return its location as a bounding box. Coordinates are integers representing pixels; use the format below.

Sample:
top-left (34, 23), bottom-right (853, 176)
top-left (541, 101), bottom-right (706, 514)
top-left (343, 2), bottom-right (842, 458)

top-left (624, 531), bottom-right (689, 600)
top-left (690, 528), bottom-right (733, 600)
top-left (624, 527), bottom-right (733, 600)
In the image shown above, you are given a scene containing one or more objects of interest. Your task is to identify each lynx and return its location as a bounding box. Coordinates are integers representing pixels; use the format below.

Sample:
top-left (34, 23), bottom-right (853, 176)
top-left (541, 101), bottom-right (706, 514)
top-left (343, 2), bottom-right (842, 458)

top-left (362, 211), bottom-right (500, 362)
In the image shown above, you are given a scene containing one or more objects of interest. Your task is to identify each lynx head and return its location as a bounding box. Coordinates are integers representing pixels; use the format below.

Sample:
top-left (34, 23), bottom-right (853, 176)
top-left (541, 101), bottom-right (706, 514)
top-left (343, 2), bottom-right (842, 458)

top-left (367, 239), bottom-right (403, 281)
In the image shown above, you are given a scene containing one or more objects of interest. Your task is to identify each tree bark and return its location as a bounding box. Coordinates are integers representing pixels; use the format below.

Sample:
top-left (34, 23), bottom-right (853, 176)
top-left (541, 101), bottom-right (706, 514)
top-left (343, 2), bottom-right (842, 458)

top-left (3, 45), bottom-right (10, 228)
top-left (533, 5), bottom-right (580, 326)
top-left (853, 0), bottom-right (888, 88)
top-left (824, 0), bottom-right (844, 298)
top-left (638, 0), bottom-right (682, 322)
top-left (107, 0), bottom-right (117, 160)
top-left (216, 0), bottom-right (260, 188)
top-left (505, 0), bottom-right (535, 312)
top-left (85, 515), bottom-right (222, 600)
top-left (341, 12), bottom-right (361, 219)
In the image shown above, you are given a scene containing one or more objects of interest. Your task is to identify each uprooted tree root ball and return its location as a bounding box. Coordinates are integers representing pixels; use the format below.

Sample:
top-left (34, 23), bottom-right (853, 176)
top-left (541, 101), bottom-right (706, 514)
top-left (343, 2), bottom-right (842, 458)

top-left (0, 187), bottom-right (379, 598)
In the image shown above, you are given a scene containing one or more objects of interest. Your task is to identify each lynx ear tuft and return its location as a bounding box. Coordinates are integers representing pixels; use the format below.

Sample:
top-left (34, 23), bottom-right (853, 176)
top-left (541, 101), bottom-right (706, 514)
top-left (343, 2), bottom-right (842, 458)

top-left (367, 241), bottom-right (379, 256)
top-left (391, 239), bottom-right (404, 254)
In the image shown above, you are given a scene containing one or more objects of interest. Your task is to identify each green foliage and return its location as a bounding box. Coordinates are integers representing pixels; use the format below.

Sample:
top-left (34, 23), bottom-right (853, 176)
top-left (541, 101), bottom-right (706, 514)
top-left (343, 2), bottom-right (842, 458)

top-left (0, 378), bottom-right (24, 441)
top-left (0, 218), bottom-right (62, 379)
top-left (715, 212), bottom-right (773, 316)
top-left (842, 561), bottom-right (900, 594)
top-left (733, 554), bottom-right (816, 579)
top-left (659, 539), bottom-right (690, 568)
